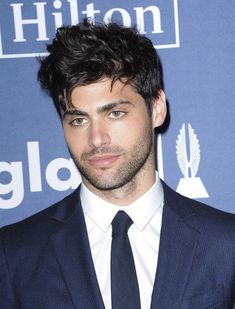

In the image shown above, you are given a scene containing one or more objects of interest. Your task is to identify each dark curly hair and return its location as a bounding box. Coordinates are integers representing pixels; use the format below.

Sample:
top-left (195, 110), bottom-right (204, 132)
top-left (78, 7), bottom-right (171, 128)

top-left (38, 19), bottom-right (163, 117)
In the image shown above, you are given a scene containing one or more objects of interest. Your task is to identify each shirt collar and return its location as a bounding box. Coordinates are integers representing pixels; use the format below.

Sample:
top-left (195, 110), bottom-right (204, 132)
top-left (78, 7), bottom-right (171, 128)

top-left (80, 172), bottom-right (163, 233)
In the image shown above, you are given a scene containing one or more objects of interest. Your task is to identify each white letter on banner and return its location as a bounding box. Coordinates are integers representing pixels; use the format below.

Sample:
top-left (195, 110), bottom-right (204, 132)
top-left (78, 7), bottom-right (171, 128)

top-left (11, 2), bottom-right (49, 42)
top-left (104, 8), bottom-right (131, 27)
top-left (134, 6), bottom-right (163, 34)
top-left (0, 162), bottom-right (24, 209)
top-left (68, 0), bottom-right (79, 25)
top-left (27, 141), bottom-right (42, 192)
top-left (82, 3), bottom-right (100, 22)
top-left (52, 0), bottom-right (63, 29)
top-left (45, 158), bottom-right (81, 191)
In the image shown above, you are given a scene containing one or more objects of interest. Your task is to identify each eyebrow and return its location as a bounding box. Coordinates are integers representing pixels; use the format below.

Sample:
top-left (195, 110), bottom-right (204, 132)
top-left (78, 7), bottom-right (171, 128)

top-left (62, 100), bottom-right (134, 119)
top-left (97, 100), bottom-right (134, 113)
top-left (62, 109), bottom-right (88, 119)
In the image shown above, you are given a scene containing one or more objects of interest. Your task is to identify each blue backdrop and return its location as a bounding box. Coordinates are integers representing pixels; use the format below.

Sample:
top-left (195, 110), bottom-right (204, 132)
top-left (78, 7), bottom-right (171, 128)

top-left (1, 0), bottom-right (235, 227)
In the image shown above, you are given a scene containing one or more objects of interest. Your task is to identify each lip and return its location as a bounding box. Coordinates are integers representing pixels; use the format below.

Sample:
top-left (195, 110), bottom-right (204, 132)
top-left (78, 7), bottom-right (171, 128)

top-left (88, 154), bottom-right (120, 168)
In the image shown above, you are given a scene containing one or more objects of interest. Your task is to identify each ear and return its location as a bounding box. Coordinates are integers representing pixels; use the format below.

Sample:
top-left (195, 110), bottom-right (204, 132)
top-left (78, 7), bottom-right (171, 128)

top-left (151, 90), bottom-right (167, 129)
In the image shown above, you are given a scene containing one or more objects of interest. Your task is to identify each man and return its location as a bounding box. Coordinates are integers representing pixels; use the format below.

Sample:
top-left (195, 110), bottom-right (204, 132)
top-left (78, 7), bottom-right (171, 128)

top-left (0, 19), bottom-right (235, 308)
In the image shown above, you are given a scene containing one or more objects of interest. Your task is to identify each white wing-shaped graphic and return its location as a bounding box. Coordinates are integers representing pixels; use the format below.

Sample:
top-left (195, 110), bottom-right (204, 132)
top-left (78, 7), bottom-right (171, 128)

top-left (176, 123), bottom-right (189, 177)
top-left (188, 124), bottom-right (200, 177)
top-left (176, 123), bottom-right (201, 178)
top-left (176, 123), bottom-right (208, 198)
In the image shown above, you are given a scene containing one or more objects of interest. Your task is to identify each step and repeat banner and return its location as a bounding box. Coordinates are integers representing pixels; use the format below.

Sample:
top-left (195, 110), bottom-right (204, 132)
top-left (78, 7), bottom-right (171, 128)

top-left (1, 0), bottom-right (235, 226)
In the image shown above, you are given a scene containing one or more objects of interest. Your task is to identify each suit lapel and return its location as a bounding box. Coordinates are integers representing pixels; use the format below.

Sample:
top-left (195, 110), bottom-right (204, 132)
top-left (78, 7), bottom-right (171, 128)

top-left (49, 188), bottom-right (105, 309)
top-left (151, 183), bottom-right (201, 308)
top-left (47, 183), bottom-right (201, 308)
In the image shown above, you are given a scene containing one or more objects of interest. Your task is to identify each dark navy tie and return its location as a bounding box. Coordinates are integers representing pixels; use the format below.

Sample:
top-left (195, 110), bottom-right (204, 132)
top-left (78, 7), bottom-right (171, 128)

top-left (111, 211), bottom-right (141, 309)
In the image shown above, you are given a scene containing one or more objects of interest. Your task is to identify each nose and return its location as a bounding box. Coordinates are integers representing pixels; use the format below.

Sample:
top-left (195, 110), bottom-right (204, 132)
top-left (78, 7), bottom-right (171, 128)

top-left (88, 120), bottom-right (111, 148)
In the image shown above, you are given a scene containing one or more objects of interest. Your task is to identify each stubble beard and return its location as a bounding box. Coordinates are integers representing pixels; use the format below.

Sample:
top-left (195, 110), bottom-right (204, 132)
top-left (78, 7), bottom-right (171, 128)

top-left (68, 126), bottom-right (154, 192)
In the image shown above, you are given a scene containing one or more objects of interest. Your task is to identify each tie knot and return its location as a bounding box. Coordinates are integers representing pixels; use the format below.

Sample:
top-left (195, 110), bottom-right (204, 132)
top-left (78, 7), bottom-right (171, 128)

top-left (112, 211), bottom-right (133, 237)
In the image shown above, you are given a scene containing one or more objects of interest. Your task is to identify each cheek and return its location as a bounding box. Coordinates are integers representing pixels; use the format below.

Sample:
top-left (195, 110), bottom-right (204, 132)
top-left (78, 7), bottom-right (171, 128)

top-left (109, 123), bottom-right (130, 143)
top-left (116, 116), bottom-right (150, 141)
top-left (63, 127), bottom-right (86, 153)
top-left (111, 124), bottom-right (142, 147)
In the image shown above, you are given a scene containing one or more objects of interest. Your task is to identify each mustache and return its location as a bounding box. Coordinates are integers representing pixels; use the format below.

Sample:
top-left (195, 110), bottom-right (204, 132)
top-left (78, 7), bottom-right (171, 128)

top-left (81, 146), bottom-right (123, 160)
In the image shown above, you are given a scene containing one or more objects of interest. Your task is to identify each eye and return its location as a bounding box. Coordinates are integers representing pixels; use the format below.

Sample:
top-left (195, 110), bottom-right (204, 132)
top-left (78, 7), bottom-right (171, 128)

top-left (109, 111), bottom-right (126, 119)
top-left (70, 117), bottom-right (88, 126)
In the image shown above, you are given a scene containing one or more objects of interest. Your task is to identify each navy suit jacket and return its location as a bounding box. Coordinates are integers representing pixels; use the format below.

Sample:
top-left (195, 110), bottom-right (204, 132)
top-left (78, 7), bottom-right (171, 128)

top-left (0, 182), bottom-right (235, 308)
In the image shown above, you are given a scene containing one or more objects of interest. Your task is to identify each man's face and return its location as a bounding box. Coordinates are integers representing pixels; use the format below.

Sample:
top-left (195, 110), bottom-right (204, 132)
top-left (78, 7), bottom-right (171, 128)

top-left (62, 78), bottom-right (165, 193)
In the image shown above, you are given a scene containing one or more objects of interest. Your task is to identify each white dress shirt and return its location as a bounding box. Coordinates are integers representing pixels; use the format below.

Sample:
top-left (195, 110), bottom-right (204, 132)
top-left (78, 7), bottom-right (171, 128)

top-left (80, 173), bottom-right (164, 309)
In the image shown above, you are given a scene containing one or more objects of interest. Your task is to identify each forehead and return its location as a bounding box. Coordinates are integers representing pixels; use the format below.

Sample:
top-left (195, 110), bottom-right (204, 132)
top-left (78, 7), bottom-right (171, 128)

top-left (70, 78), bottom-right (144, 110)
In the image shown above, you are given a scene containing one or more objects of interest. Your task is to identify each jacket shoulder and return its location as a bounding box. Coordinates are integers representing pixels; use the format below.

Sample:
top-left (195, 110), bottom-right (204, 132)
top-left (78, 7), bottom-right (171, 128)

top-left (162, 181), bottom-right (235, 236)
top-left (0, 187), bottom-right (81, 244)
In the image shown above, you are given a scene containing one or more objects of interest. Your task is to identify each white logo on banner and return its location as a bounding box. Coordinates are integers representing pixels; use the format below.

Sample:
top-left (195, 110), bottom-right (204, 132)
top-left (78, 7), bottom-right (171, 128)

top-left (0, 0), bottom-right (180, 58)
top-left (176, 123), bottom-right (209, 199)
top-left (0, 141), bottom-right (81, 209)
